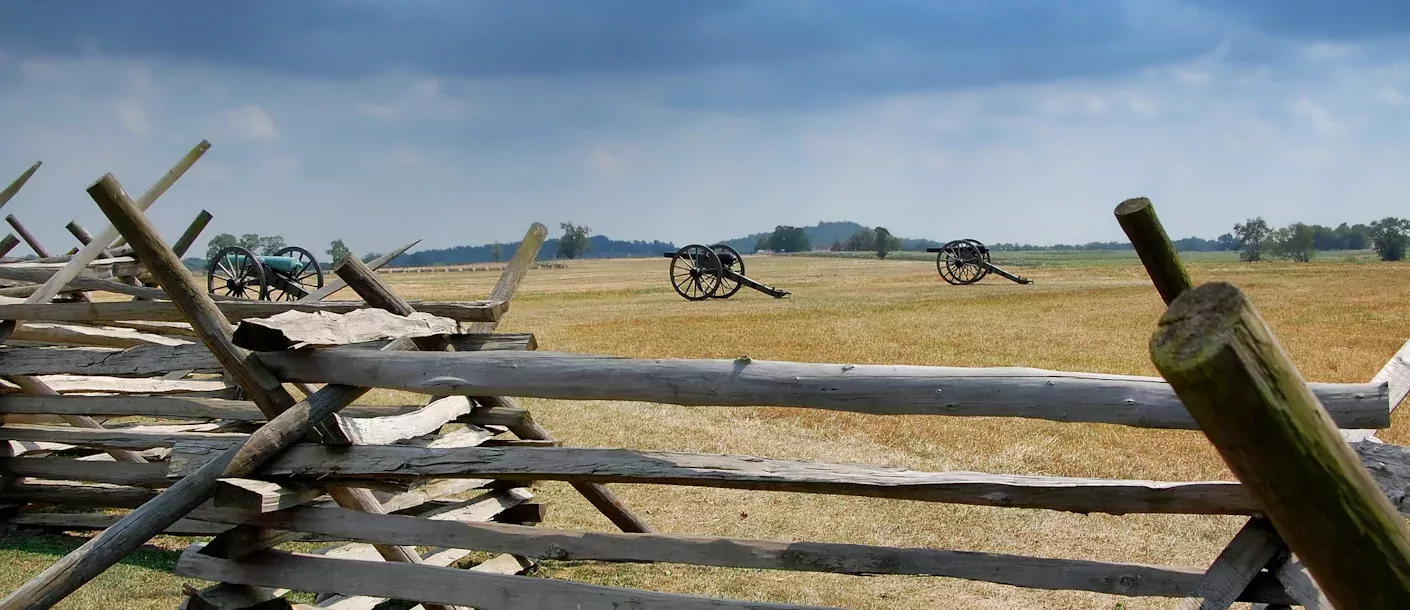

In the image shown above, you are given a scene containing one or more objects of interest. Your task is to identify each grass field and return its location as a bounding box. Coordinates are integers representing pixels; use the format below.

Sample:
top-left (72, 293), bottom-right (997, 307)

top-left (4, 249), bottom-right (1409, 609)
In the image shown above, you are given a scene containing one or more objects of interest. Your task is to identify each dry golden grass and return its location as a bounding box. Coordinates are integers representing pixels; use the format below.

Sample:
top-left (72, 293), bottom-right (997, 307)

top-left (4, 251), bottom-right (1409, 609)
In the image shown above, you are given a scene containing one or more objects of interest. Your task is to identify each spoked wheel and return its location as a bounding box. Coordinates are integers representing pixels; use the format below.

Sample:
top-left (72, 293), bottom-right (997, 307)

top-left (208, 246), bottom-right (268, 300)
top-left (267, 246), bottom-right (324, 301)
top-left (961, 239), bottom-right (991, 282)
top-left (670, 244), bottom-right (723, 300)
top-left (709, 244), bottom-right (744, 299)
top-left (936, 239), bottom-right (989, 285)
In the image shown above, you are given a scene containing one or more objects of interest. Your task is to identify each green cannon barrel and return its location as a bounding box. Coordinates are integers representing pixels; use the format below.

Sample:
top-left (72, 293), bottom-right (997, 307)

top-left (213, 254), bottom-right (307, 275)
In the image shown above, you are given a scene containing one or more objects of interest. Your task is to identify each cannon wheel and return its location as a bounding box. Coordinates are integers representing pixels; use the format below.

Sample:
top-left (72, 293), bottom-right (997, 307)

top-left (208, 246), bottom-right (268, 300)
top-left (267, 246), bottom-right (324, 301)
top-left (961, 239), bottom-right (992, 282)
top-left (670, 244), bottom-right (722, 301)
top-left (936, 239), bottom-right (989, 285)
top-left (709, 244), bottom-right (744, 299)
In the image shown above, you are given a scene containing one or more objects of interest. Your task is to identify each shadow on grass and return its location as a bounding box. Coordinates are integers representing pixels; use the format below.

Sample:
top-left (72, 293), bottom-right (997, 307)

top-left (0, 530), bottom-right (184, 574)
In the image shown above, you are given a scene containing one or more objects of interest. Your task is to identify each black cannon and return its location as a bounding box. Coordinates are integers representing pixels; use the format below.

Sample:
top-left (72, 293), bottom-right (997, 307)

top-left (926, 239), bottom-right (1032, 285)
top-left (207, 246), bottom-right (325, 301)
top-left (663, 244), bottom-right (790, 300)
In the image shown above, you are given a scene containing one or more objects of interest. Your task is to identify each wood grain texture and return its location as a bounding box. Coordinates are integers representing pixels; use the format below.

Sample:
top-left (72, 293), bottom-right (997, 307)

top-left (214, 479), bottom-right (323, 513)
top-left (174, 544), bottom-right (842, 610)
top-left (170, 210), bottom-right (213, 258)
top-left (231, 309), bottom-right (459, 351)
top-left (169, 442), bottom-right (1256, 515)
top-left (1346, 338), bottom-right (1410, 443)
top-left (9, 374), bottom-right (236, 397)
top-left (252, 349), bottom-right (1390, 430)
top-left (8, 321), bottom-right (192, 348)
top-left (233, 502), bottom-right (1295, 603)
top-left (0, 161), bottom-right (42, 212)
top-left (1177, 518), bottom-right (1285, 610)
top-left (0, 299), bottom-right (506, 324)
top-left (1115, 197), bottom-right (1194, 305)
top-left (0, 458), bottom-right (172, 488)
top-left (1150, 281), bottom-right (1410, 608)
top-left (0, 333), bottom-right (534, 378)
top-left (0, 394), bottom-right (525, 425)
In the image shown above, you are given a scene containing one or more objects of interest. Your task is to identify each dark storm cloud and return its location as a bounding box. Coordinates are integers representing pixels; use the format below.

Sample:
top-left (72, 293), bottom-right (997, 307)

top-left (3, 1), bottom-right (1223, 99)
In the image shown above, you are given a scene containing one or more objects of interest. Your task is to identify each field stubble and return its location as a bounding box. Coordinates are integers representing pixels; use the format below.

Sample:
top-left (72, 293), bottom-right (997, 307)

top-left (5, 251), bottom-right (1408, 609)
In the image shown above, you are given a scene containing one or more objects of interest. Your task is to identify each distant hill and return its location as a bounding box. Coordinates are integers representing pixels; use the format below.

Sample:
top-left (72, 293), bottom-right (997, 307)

top-left (392, 234), bottom-right (676, 267)
top-left (715, 221), bottom-right (943, 252)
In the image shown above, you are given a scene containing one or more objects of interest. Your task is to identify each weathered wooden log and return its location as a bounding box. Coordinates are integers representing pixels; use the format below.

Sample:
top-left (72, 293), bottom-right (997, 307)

top-left (226, 503), bottom-right (1294, 603)
top-left (4, 480), bottom-right (161, 508)
top-left (0, 267), bottom-right (157, 299)
top-left (0, 394), bottom-right (530, 426)
top-left (171, 210), bottom-right (213, 258)
top-left (0, 458), bottom-right (173, 488)
top-left (330, 396), bottom-right (482, 445)
top-left (8, 321), bottom-right (191, 348)
top-left (5, 215), bottom-right (50, 258)
top-left (298, 239), bottom-right (420, 303)
top-left (1346, 337), bottom-right (1410, 443)
top-left (334, 245), bottom-right (653, 534)
top-left (0, 333), bottom-right (534, 377)
top-left (0, 299), bottom-right (505, 324)
top-left (174, 544), bottom-right (841, 610)
top-left (231, 308), bottom-right (459, 351)
top-left (88, 175), bottom-right (458, 608)
top-left (252, 349), bottom-right (1390, 430)
top-left (0, 161), bottom-right (42, 212)
top-left (0, 423), bottom-right (247, 450)
top-left (1150, 281), bottom-right (1410, 608)
top-left (214, 479), bottom-right (323, 513)
top-left (5, 374), bottom-right (237, 397)
top-left (170, 442), bottom-right (1256, 515)
top-left (13, 513), bottom-right (234, 536)
top-left (0, 175), bottom-right (423, 610)
top-left (0, 234), bottom-right (20, 258)
top-left (3, 375), bottom-right (148, 463)
top-left (4, 140), bottom-right (211, 347)
top-left (96, 319), bottom-right (198, 337)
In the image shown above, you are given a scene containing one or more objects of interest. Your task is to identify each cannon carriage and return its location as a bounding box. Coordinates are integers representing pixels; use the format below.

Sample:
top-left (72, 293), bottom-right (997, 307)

top-left (927, 239), bottom-right (1033, 285)
top-left (663, 244), bottom-right (790, 300)
top-left (207, 245), bottom-right (324, 301)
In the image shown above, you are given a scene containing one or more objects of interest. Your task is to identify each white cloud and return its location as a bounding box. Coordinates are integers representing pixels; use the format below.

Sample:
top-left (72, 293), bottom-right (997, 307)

top-left (356, 77), bottom-right (471, 121)
top-left (115, 99), bottom-right (149, 136)
top-left (591, 148), bottom-right (622, 173)
top-left (226, 104), bottom-right (280, 140)
top-left (1380, 88), bottom-right (1408, 106)
top-left (1286, 97), bottom-right (1347, 136)
top-left (1303, 43), bottom-right (1360, 61)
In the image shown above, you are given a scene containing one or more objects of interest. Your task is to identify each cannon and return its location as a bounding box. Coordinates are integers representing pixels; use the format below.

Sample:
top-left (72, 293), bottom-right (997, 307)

top-left (207, 246), bottom-right (324, 301)
top-left (926, 239), bottom-right (1032, 285)
top-left (663, 244), bottom-right (790, 300)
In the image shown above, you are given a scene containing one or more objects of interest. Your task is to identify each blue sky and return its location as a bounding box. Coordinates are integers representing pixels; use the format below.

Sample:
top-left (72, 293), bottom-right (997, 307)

top-left (1, 1), bottom-right (1409, 254)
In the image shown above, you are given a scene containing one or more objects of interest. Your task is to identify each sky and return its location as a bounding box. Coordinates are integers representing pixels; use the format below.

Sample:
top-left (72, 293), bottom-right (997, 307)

top-left (1, 1), bottom-right (1409, 256)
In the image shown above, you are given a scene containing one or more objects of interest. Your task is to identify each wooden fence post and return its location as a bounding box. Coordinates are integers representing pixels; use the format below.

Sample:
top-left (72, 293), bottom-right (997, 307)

top-left (1150, 281), bottom-right (1410, 608)
top-left (0, 161), bottom-right (42, 212)
top-left (5, 215), bottom-right (50, 258)
top-left (0, 234), bottom-right (19, 258)
top-left (84, 174), bottom-right (456, 610)
top-left (171, 210), bottom-right (213, 258)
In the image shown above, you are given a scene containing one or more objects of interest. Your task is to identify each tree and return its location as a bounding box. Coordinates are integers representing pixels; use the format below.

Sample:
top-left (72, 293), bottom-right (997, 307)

top-left (1268, 222), bottom-right (1315, 262)
top-left (238, 233), bottom-right (262, 252)
top-left (874, 227), bottom-right (901, 259)
top-left (829, 240), bottom-right (844, 252)
top-left (360, 251), bottom-right (383, 264)
top-left (767, 225), bottom-right (811, 252)
top-left (846, 229), bottom-right (875, 252)
top-left (1233, 217), bottom-right (1272, 262)
top-left (327, 239), bottom-right (351, 264)
top-left (1369, 217), bottom-right (1410, 261)
top-left (205, 233), bottom-right (238, 260)
top-left (491, 243), bottom-right (503, 262)
top-left (556, 222), bottom-right (592, 259)
top-left (257, 235), bottom-right (286, 256)
top-left (754, 236), bottom-right (769, 253)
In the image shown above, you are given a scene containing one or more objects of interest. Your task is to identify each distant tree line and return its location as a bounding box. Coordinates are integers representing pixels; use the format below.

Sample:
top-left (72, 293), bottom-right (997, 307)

top-left (1228, 217), bottom-right (1407, 262)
